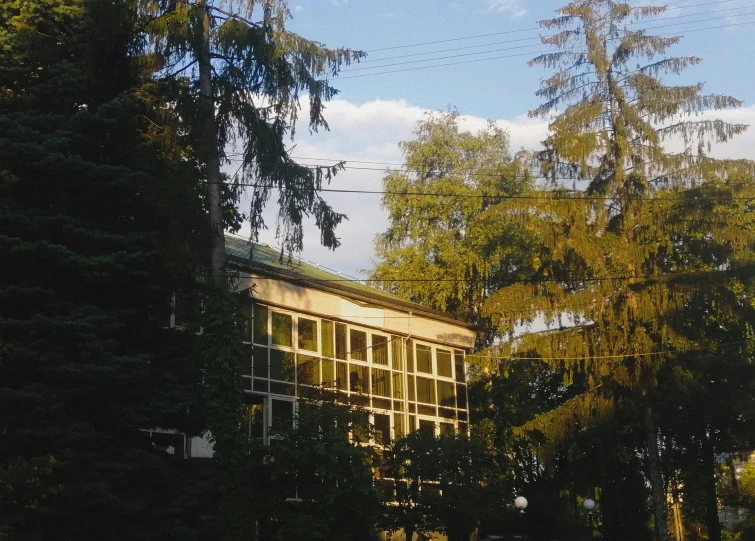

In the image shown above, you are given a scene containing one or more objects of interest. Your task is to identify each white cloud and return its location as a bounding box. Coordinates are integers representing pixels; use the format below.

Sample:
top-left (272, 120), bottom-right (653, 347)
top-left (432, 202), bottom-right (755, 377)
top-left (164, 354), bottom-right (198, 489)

top-left (231, 99), bottom-right (754, 277)
top-left (331, 0), bottom-right (349, 6)
top-left (294, 4), bottom-right (304, 12)
top-left (487, 0), bottom-right (527, 18)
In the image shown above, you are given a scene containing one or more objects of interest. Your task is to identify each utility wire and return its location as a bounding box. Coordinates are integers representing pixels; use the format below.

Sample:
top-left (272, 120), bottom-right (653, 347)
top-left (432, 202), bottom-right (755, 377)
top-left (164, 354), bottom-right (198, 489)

top-left (359, 4), bottom-right (755, 67)
top-left (465, 338), bottom-right (754, 362)
top-left (362, 0), bottom-right (749, 52)
top-left (341, 17), bottom-right (755, 76)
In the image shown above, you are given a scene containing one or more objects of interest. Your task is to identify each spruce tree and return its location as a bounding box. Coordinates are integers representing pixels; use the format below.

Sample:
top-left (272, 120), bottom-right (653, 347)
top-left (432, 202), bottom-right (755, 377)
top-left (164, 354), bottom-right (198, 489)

top-left (0, 0), bottom-right (206, 539)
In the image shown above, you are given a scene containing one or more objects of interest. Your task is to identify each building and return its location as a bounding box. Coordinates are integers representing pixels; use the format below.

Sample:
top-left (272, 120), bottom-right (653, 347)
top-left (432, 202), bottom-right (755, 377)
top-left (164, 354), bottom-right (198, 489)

top-left (187, 234), bottom-right (476, 457)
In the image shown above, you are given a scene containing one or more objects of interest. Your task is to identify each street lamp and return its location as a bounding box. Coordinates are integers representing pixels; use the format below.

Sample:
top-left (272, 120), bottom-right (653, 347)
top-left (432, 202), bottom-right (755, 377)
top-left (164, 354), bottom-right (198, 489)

top-left (515, 496), bottom-right (528, 514)
top-left (582, 498), bottom-right (596, 514)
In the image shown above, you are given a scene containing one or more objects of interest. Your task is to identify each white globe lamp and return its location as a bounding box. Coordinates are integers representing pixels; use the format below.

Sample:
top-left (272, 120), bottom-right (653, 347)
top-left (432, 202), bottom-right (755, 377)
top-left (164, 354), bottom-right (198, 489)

top-left (583, 498), bottom-right (596, 514)
top-left (514, 496), bottom-right (528, 514)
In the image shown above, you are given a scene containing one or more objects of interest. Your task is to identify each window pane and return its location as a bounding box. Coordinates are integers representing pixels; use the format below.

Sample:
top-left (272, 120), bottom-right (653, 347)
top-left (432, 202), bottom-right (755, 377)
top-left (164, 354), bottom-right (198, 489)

top-left (416, 344), bottom-right (432, 373)
top-left (336, 361), bottom-right (347, 391)
top-left (297, 354), bottom-right (317, 386)
top-left (440, 423), bottom-right (454, 437)
top-left (374, 413), bottom-right (391, 446)
top-left (416, 377), bottom-right (436, 405)
top-left (238, 345), bottom-right (252, 376)
top-left (392, 372), bottom-right (404, 400)
top-left (271, 312), bottom-right (292, 347)
top-left (391, 335), bottom-right (403, 370)
top-left (372, 368), bottom-right (391, 398)
top-left (270, 349), bottom-right (295, 382)
top-left (407, 375), bottom-right (415, 402)
top-left (298, 318), bottom-right (318, 351)
top-left (248, 395), bottom-right (265, 439)
top-left (371, 334), bottom-right (388, 365)
top-left (437, 380), bottom-right (455, 407)
top-left (409, 415), bottom-right (416, 433)
top-left (458, 421), bottom-right (469, 435)
top-left (271, 399), bottom-right (294, 428)
top-left (253, 305), bottom-right (268, 345)
top-left (321, 320), bottom-right (334, 357)
top-left (418, 420), bottom-right (435, 437)
top-left (436, 349), bottom-right (452, 378)
top-left (394, 413), bottom-right (405, 439)
top-left (321, 358), bottom-right (334, 387)
top-left (242, 303), bottom-right (253, 342)
top-left (456, 384), bottom-right (467, 410)
top-left (349, 364), bottom-right (367, 393)
top-left (406, 339), bottom-right (414, 373)
top-left (253, 347), bottom-right (268, 379)
top-left (335, 323), bottom-right (347, 359)
top-left (455, 351), bottom-right (466, 382)
top-left (350, 329), bottom-right (367, 361)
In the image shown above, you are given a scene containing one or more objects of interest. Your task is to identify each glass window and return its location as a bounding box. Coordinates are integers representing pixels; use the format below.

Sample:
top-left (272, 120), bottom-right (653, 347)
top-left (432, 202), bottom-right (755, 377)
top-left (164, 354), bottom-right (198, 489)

top-left (409, 415), bottom-right (416, 433)
top-left (416, 344), bottom-right (432, 374)
top-left (418, 420), bottom-right (435, 437)
top-left (321, 358), bottom-right (334, 386)
top-left (271, 312), bottom-right (292, 347)
top-left (242, 303), bottom-right (253, 342)
top-left (336, 361), bottom-right (347, 390)
top-left (270, 350), bottom-right (294, 382)
top-left (454, 351), bottom-right (466, 382)
top-left (458, 421), bottom-right (469, 435)
top-left (406, 339), bottom-right (414, 373)
top-left (350, 364), bottom-right (367, 393)
top-left (335, 323), bottom-right (347, 359)
top-left (407, 375), bottom-right (415, 402)
top-left (253, 305), bottom-right (268, 345)
top-left (437, 381), bottom-right (455, 407)
top-left (297, 354), bottom-right (317, 386)
top-left (416, 377), bottom-right (436, 405)
top-left (456, 384), bottom-right (467, 410)
top-left (350, 329), bottom-right (367, 361)
top-left (374, 413), bottom-right (391, 446)
top-left (394, 413), bottom-right (405, 439)
top-left (321, 320), bottom-right (334, 357)
top-left (239, 345), bottom-right (252, 377)
top-left (298, 318), bottom-right (318, 351)
top-left (439, 423), bottom-right (455, 437)
top-left (372, 334), bottom-right (388, 365)
top-left (253, 347), bottom-right (268, 379)
top-left (436, 348), bottom-right (452, 378)
top-left (271, 399), bottom-right (294, 428)
top-left (391, 336), bottom-right (403, 370)
top-left (372, 368), bottom-right (391, 398)
top-left (392, 372), bottom-right (404, 400)
top-left (248, 395), bottom-right (265, 439)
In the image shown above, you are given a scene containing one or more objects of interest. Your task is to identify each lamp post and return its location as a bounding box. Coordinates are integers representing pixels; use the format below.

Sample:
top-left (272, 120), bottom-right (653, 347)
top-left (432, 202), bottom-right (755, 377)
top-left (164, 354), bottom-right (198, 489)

top-left (515, 496), bottom-right (528, 514)
top-left (583, 498), bottom-right (596, 537)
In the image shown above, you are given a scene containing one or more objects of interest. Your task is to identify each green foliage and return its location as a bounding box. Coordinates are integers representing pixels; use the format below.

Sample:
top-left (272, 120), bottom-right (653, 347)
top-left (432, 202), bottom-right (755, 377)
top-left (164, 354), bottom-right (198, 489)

top-left (371, 110), bottom-right (532, 346)
top-left (140, 0), bottom-right (364, 254)
top-left (0, 1), bottom-right (207, 539)
top-left (260, 395), bottom-right (384, 541)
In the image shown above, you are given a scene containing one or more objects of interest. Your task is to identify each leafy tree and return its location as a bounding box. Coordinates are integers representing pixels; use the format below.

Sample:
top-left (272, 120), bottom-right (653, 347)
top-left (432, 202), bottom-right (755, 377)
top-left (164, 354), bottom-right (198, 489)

top-left (260, 395), bottom-right (384, 541)
top-left (0, 0), bottom-right (207, 539)
top-left (371, 110), bottom-right (531, 346)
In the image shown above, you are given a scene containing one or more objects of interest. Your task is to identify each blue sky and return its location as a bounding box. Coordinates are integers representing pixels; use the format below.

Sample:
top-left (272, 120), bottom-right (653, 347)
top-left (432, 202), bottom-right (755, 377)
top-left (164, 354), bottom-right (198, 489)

top-left (239, 0), bottom-right (755, 279)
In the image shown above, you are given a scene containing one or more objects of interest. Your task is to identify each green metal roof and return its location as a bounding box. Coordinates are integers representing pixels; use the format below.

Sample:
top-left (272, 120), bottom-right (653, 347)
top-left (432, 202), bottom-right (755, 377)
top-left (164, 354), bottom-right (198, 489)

top-left (224, 234), bottom-right (472, 329)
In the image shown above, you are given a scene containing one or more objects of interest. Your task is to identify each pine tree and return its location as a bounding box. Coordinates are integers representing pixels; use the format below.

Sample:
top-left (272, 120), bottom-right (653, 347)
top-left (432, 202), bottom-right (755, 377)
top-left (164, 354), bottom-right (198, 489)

top-left (474, 3), bottom-right (755, 540)
top-left (0, 0), bottom-right (207, 539)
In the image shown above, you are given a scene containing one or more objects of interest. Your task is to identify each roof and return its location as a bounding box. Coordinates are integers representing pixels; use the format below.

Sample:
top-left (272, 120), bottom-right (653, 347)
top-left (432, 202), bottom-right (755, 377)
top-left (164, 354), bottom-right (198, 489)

top-left (224, 234), bottom-right (474, 330)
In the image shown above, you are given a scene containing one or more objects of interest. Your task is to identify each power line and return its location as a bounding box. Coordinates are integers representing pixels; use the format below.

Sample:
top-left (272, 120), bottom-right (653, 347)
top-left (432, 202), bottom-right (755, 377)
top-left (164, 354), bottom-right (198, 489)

top-left (359, 4), bottom-right (755, 67)
top-left (342, 17), bottom-right (755, 76)
top-left (361, 0), bottom-right (748, 53)
top-left (465, 338), bottom-right (754, 362)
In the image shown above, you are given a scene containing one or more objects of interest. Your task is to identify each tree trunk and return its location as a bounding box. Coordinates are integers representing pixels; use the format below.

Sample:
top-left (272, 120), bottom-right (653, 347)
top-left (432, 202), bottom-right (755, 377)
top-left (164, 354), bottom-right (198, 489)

top-left (197, 0), bottom-right (226, 279)
top-left (646, 406), bottom-right (670, 541)
top-left (701, 425), bottom-right (722, 541)
top-left (405, 527), bottom-right (414, 541)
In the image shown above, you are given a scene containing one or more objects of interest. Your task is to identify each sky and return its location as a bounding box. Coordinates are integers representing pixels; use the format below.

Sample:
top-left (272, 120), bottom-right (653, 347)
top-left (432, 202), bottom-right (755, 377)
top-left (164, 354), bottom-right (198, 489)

top-left (234, 0), bottom-right (755, 278)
